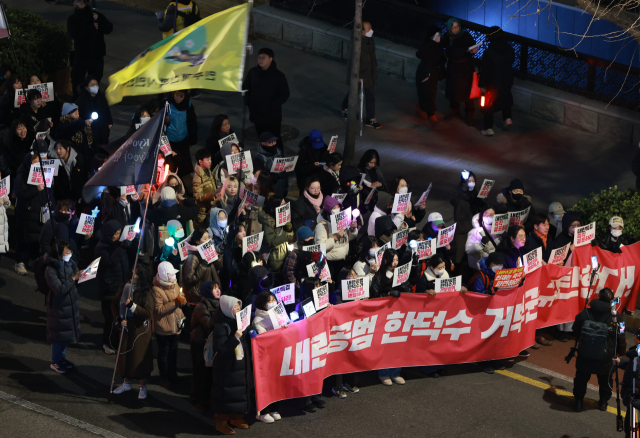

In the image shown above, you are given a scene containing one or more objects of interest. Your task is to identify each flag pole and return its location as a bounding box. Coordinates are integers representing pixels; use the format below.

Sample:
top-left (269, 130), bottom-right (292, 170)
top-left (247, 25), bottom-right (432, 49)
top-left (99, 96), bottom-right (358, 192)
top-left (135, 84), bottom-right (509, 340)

top-left (238, 0), bottom-right (252, 145)
top-left (1, 6), bottom-right (25, 84)
top-left (109, 102), bottom-right (169, 394)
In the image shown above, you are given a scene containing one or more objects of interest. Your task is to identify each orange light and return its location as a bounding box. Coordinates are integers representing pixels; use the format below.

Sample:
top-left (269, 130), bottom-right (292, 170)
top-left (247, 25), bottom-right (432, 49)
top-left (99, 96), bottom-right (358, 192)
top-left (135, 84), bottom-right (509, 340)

top-left (480, 95), bottom-right (485, 107)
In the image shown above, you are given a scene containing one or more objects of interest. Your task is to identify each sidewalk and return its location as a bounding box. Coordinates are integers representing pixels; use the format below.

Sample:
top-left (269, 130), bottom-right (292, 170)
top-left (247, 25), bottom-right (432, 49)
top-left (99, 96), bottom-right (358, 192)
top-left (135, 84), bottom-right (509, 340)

top-left (8, 0), bottom-right (636, 225)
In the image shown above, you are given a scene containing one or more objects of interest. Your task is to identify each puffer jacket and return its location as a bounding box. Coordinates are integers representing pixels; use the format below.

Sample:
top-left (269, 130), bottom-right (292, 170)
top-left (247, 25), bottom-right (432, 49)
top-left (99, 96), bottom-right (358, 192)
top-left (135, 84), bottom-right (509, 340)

top-left (259, 209), bottom-right (293, 272)
top-left (45, 254), bottom-right (81, 344)
top-left (152, 276), bottom-right (185, 335)
top-left (206, 206), bottom-right (228, 255)
top-left (252, 308), bottom-right (275, 334)
top-left (314, 212), bottom-right (357, 261)
top-left (190, 296), bottom-right (219, 344)
top-left (182, 242), bottom-right (222, 305)
top-left (192, 163), bottom-right (217, 227)
top-left (94, 221), bottom-right (130, 301)
top-left (0, 195), bottom-right (9, 253)
top-left (465, 214), bottom-right (502, 270)
top-left (415, 266), bottom-right (449, 293)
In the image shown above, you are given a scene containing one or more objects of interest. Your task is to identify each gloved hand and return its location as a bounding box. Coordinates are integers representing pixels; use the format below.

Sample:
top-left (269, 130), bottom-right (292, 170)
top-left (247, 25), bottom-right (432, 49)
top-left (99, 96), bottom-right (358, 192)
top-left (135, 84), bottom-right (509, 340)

top-left (390, 289), bottom-right (401, 298)
top-left (284, 222), bottom-right (293, 232)
top-left (481, 235), bottom-right (491, 245)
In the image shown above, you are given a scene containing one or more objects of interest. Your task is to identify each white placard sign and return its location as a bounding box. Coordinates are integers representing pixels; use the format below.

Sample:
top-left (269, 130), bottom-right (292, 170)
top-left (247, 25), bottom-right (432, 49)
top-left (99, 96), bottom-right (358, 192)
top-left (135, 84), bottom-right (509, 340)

top-left (437, 223), bottom-right (456, 248)
top-left (306, 261), bottom-right (331, 282)
top-left (242, 232), bottom-right (264, 256)
top-left (330, 207), bottom-right (352, 234)
top-left (119, 225), bottom-right (137, 242)
top-left (27, 164), bottom-right (53, 188)
top-left (270, 156), bottom-right (298, 173)
top-left (268, 301), bottom-right (291, 329)
top-left (477, 179), bottom-right (495, 199)
top-left (416, 239), bottom-right (436, 261)
top-left (302, 243), bottom-right (326, 255)
top-left (239, 190), bottom-right (265, 210)
top-left (312, 283), bottom-right (330, 310)
top-left (29, 82), bottom-right (54, 102)
top-left (524, 247), bottom-right (543, 274)
top-left (341, 276), bottom-right (369, 301)
top-left (392, 193), bottom-right (411, 214)
top-left (574, 222), bottom-right (596, 247)
top-left (197, 239), bottom-right (219, 264)
top-left (375, 242), bottom-right (392, 267)
top-left (178, 237), bottom-right (190, 261)
top-left (364, 186), bottom-right (377, 204)
top-left (392, 229), bottom-right (409, 250)
top-left (392, 262), bottom-right (411, 288)
top-left (275, 202), bottom-right (291, 227)
top-left (159, 135), bottom-right (172, 155)
top-left (76, 213), bottom-right (96, 235)
top-left (271, 283), bottom-right (295, 305)
top-left (435, 276), bottom-right (462, 293)
top-left (509, 207), bottom-right (531, 227)
top-left (549, 243), bottom-right (571, 265)
top-left (328, 135), bottom-right (338, 153)
top-left (226, 151), bottom-right (253, 175)
top-left (415, 183), bottom-right (432, 207)
top-left (40, 159), bottom-right (59, 176)
top-left (236, 304), bottom-right (252, 332)
top-left (0, 176), bottom-right (9, 198)
top-left (78, 257), bottom-right (100, 283)
top-left (218, 132), bottom-right (239, 149)
top-left (331, 193), bottom-right (347, 204)
top-left (491, 213), bottom-right (510, 235)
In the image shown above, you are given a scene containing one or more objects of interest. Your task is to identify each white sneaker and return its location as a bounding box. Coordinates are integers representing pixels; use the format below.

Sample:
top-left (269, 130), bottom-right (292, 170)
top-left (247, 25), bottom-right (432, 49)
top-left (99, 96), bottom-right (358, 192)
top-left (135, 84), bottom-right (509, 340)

top-left (15, 263), bottom-right (27, 276)
top-left (138, 385), bottom-right (147, 399)
top-left (379, 376), bottom-right (392, 386)
top-left (113, 382), bottom-right (131, 394)
top-left (103, 344), bottom-right (115, 355)
top-left (391, 376), bottom-right (406, 385)
top-left (481, 129), bottom-right (495, 136)
top-left (270, 412), bottom-right (281, 421)
top-left (256, 413), bottom-right (274, 423)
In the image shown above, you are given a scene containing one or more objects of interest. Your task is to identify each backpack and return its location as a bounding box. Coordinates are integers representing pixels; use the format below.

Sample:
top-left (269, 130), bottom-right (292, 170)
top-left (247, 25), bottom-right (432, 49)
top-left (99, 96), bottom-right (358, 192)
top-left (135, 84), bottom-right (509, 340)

top-left (34, 256), bottom-right (50, 297)
top-left (578, 311), bottom-right (610, 360)
top-left (178, 2), bottom-right (201, 28)
top-left (468, 270), bottom-right (492, 294)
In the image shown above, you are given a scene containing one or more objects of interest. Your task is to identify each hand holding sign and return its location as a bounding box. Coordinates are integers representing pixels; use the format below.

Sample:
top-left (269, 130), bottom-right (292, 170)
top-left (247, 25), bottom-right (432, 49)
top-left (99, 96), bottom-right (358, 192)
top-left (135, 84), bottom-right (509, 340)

top-left (197, 239), bottom-right (219, 264)
top-left (574, 222), bottom-right (596, 247)
top-left (242, 232), bottom-right (264, 255)
top-left (276, 203), bottom-right (291, 227)
top-left (437, 223), bottom-right (456, 248)
top-left (477, 179), bottom-right (495, 199)
top-left (392, 193), bottom-right (411, 214)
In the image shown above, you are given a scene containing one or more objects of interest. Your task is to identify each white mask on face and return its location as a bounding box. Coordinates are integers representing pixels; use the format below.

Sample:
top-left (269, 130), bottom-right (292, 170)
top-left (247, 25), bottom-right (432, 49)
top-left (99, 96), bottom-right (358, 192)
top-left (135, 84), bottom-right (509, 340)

top-left (492, 265), bottom-right (502, 273)
top-left (140, 117), bottom-right (150, 125)
top-left (89, 85), bottom-right (99, 95)
top-left (63, 254), bottom-right (72, 262)
top-left (398, 186), bottom-right (408, 194)
top-left (365, 29), bottom-right (374, 37)
top-left (554, 214), bottom-right (563, 222)
top-left (267, 302), bottom-right (277, 310)
top-left (468, 182), bottom-right (475, 190)
top-left (218, 220), bottom-right (228, 229)
top-left (175, 228), bottom-right (185, 239)
top-left (385, 270), bottom-right (393, 279)
top-left (483, 216), bottom-right (493, 226)
top-left (368, 248), bottom-right (376, 257)
top-left (612, 229), bottom-right (623, 238)
top-left (434, 268), bottom-right (445, 276)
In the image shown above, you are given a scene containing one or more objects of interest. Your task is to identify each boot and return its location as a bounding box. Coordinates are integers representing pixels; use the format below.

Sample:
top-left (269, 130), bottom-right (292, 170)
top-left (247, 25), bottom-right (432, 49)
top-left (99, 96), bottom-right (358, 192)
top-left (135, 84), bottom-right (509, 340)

top-left (598, 399), bottom-right (608, 411)
top-left (215, 414), bottom-right (235, 435)
top-left (229, 414), bottom-right (249, 429)
top-left (574, 399), bottom-right (583, 412)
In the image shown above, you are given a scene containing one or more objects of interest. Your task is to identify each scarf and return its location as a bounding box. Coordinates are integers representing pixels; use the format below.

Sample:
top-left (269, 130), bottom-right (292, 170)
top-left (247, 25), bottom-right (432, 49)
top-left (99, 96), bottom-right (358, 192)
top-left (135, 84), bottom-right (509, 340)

top-left (304, 190), bottom-right (323, 214)
top-left (323, 164), bottom-right (340, 185)
top-left (534, 229), bottom-right (548, 249)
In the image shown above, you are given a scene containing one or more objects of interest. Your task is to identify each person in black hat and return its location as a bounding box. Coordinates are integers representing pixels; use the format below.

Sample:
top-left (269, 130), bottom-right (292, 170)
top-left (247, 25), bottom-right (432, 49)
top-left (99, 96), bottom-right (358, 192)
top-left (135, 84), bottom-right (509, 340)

top-left (478, 26), bottom-right (515, 136)
top-left (296, 129), bottom-right (329, 192)
top-left (415, 24), bottom-right (446, 126)
top-left (254, 131), bottom-right (287, 197)
top-left (495, 178), bottom-right (536, 232)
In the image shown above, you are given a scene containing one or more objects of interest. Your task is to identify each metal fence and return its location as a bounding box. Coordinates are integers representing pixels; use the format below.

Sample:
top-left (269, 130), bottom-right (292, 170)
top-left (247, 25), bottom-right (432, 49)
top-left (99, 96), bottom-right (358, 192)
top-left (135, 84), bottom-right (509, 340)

top-left (270, 0), bottom-right (640, 111)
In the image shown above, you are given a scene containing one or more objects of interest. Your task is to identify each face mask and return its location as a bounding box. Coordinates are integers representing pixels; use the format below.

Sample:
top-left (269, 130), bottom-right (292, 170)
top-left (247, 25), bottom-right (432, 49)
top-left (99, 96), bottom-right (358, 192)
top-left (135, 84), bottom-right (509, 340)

top-left (267, 302), bottom-right (277, 310)
top-left (612, 229), bottom-right (623, 238)
top-left (554, 214), bottom-right (563, 222)
top-left (569, 227), bottom-right (576, 236)
top-left (55, 211), bottom-right (70, 222)
top-left (398, 186), bottom-right (408, 194)
top-left (140, 117), bottom-right (150, 125)
top-left (306, 189), bottom-right (320, 199)
top-left (218, 220), bottom-right (228, 229)
top-left (332, 208), bottom-right (341, 215)
top-left (483, 216), bottom-right (493, 226)
top-left (175, 228), bottom-right (185, 239)
top-left (368, 248), bottom-right (376, 257)
top-left (434, 269), bottom-right (445, 276)
top-left (89, 85), bottom-right (99, 95)
top-left (250, 175), bottom-right (257, 185)
top-left (492, 265), bottom-right (502, 273)
top-left (368, 258), bottom-right (376, 265)
top-left (365, 29), bottom-right (374, 37)
top-left (468, 182), bottom-right (475, 190)
top-left (511, 193), bottom-right (523, 202)
top-left (62, 254), bottom-right (72, 262)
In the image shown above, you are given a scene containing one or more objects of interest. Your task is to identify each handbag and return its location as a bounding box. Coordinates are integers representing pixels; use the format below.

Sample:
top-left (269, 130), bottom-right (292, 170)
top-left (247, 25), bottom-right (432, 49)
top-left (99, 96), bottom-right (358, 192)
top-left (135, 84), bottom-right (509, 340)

top-left (469, 72), bottom-right (481, 99)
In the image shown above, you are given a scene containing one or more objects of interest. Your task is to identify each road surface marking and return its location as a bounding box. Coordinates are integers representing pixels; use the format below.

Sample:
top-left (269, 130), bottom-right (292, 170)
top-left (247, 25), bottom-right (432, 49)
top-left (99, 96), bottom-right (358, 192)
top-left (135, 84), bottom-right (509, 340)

top-left (0, 390), bottom-right (126, 438)
top-left (516, 360), bottom-right (599, 392)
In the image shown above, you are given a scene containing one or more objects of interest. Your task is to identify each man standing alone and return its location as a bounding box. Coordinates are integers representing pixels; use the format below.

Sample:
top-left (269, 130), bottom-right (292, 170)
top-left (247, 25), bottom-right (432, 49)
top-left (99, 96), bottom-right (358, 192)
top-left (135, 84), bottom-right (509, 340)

top-left (243, 48), bottom-right (290, 151)
top-left (68, 0), bottom-right (113, 98)
top-left (341, 21), bottom-right (381, 129)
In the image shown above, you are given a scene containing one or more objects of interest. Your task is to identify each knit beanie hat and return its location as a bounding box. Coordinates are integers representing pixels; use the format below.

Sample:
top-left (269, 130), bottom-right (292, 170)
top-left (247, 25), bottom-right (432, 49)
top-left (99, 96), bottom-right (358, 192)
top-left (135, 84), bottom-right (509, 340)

top-left (297, 226), bottom-right (314, 242)
top-left (323, 196), bottom-right (342, 214)
top-left (509, 178), bottom-right (525, 192)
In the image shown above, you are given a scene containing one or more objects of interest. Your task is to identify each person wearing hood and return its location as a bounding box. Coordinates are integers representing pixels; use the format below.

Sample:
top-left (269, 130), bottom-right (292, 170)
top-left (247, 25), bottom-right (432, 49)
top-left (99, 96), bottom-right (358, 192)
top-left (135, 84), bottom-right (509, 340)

top-left (39, 199), bottom-right (80, 264)
top-left (55, 103), bottom-right (94, 158)
top-left (111, 267), bottom-right (155, 400)
top-left (207, 207), bottom-right (228, 257)
top-left (548, 201), bottom-right (565, 238)
top-left (247, 265), bottom-right (275, 309)
top-left (315, 196), bottom-right (358, 276)
top-left (451, 170), bottom-right (485, 265)
top-left (495, 178), bottom-right (536, 232)
top-left (358, 149), bottom-right (387, 211)
top-left (190, 280), bottom-right (221, 412)
top-left (147, 186), bottom-right (198, 257)
top-left (478, 26), bottom-right (515, 136)
top-left (496, 225), bottom-right (528, 269)
top-left (182, 228), bottom-right (222, 309)
top-left (153, 261), bottom-right (186, 389)
top-left (67, 0), bottom-right (113, 97)
top-left (572, 288), bottom-right (626, 412)
top-left (15, 152), bottom-right (56, 275)
top-left (211, 295), bottom-right (252, 434)
top-left (260, 196), bottom-right (295, 273)
top-left (2, 120), bottom-right (34, 178)
top-left (283, 226), bottom-right (315, 294)
top-left (75, 76), bottom-right (113, 148)
top-left (165, 90), bottom-right (198, 178)
top-left (152, 173), bottom-right (186, 205)
top-left (318, 152), bottom-right (343, 198)
top-left (243, 47), bottom-right (290, 151)
top-left (442, 18), bottom-right (478, 126)
top-left (52, 140), bottom-right (85, 204)
top-left (469, 252), bottom-right (503, 295)
top-left (296, 129), bottom-right (329, 192)
top-left (595, 216), bottom-right (628, 253)
top-left (374, 215), bottom-right (396, 246)
top-left (193, 148), bottom-right (219, 227)
top-left (465, 208), bottom-right (502, 270)
top-left (45, 240), bottom-right (83, 373)
top-left (368, 191), bottom-right (393, 236)
top-left (156, 220), bottom-right (185, 273)
top-left (206, 114), bottom-right (236, 161)
top-left (95, 220), bottom-right (130, 354)
top-left (341, 21), bottom-right (381, 129)
top-left (422, 212), bottom-right (455, 273)
top-left (415, 24), bottom-right (446, 126)
top-left (292, 175), bottom-right (323, 231)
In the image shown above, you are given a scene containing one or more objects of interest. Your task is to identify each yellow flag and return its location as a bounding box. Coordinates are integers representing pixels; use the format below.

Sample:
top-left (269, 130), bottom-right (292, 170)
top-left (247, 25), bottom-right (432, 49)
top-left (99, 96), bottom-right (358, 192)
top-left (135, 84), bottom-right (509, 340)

top-left (106, 2), bottom-right (250, 105)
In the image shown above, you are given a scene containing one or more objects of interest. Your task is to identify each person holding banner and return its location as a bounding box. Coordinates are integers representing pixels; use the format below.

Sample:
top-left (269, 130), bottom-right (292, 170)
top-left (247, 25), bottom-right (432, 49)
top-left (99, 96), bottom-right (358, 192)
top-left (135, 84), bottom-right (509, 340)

top-left (422, 212), bottom-right (455, 273)
top-left (469, 252), bottom-right (503, 295)
top-left (29, 75), bottom-right (61, 122)
top-left (189, 280), bottom-right (220, 412)
top-left (52, 140), bottom-right (86, 204)
top-left (353, 235), bottom-right (379, 282)
top-left (45, 240), bottom-right (83, 373)
top-left (465, 210), bottom-right (501, 271)
top-left (416, 254), bottom-right (467, 295)
top-left (165, 90), bottom-right (198, 178)
top-left (19, 89), bottom-right (54, 135)
top-left (495, 178), bottom-right (536, 232)
top-left (314, 196), bottom-right (358, 277)
top-left (496, 225), bottom-right (527, 269)
top-left (524, 213), bottom-right (553, 262)
top-left (292, 176), bottom-right (323, 230)
top-left (260, 196), bottom-right (295, 272)
top-left (318, 153), bottom-right (343, 198)
top-left (595, 216), bottom-right (628, 253)
top-left (211, 295), bottom-right (252, 434)
top-left (254, 132), bottom-right (288, 197)
top-left (296, 129), bottom-right (328, 192)
top-left (549, 211), bottom-right (583, 263)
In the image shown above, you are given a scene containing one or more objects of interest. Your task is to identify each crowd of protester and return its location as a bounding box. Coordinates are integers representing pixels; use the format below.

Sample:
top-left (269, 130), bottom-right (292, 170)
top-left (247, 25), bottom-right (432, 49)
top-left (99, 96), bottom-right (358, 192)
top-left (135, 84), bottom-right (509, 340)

top-left (0, 1), bottom-right (636, 435)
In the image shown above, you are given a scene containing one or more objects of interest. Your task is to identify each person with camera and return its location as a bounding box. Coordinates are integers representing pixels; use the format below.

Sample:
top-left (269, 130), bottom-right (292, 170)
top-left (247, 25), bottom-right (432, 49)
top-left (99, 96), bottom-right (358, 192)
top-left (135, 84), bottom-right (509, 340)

top-left (572, 288), bottom-right (626, 412)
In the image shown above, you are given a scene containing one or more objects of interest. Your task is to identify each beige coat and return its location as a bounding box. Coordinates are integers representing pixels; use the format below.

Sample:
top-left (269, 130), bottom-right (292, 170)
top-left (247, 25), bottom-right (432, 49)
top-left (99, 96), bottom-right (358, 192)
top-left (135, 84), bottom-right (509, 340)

top-left (152, 276), bottom-right (185, 336)
top-left (314, 212), bottom-right (357, 261)
top-left (192, 164), bottom-right (217, 227)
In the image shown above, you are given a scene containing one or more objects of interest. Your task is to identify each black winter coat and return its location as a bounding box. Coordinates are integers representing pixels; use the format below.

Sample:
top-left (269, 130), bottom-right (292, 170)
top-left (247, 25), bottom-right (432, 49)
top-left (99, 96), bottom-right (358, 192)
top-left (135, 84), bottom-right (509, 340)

top-left (53, 151), bottom-right (86, 203)
top-left (370, 270), bottom-right (410, 298)
top-left (45, 255), bottom-right (81, 344)
top-left (422, 224), bottom-right (455, 269)
top-left (574, 299), bottom-right (626, 375)
top-left (2, 130), bottom-right (34, 176)
top-left (415, 38), bottom-right (446, 83)
top-left (67, 6), bottom-right (113, 58)
top-left (495, 188), bottom-right (536, 233)
top-left (346, 36), bottom-right (378, 88)
top-left (103, 199), bottom-right (140, 229)
top-left (55, 115), bottom-right (94, 162)
top-left (442, 31), bottom-right (476, 103)
top-left (211, 312), bottom-right (251, 414)
top-left (147, 199), bottom-right (199, 255)
top-left (497, 238), bottom-right (527, 269)
top-left (15, 159), bottom-right (55, 243)
top-left (40, 216), bottom-right (80, 263)
top-left (318, 168), bottom-right (341, 198)
top-left (292, 195), bottom-right (322, 231)
top-left (597, 233), bottom-right (629, 254)
top-left (75, 89), bottom-right (113, 147)
top-left (525, 230), bottom-right (553, 262)
top-left (243, 61), bottom-right (290, 125)
top-left (95, 240), bottom-right (130, 300)
top-left (478, 38), bottom-right (514, 110)
top-left (19, 103), bottom-right (54, 135)
top-left (296, 136), bottom-right (328, 186)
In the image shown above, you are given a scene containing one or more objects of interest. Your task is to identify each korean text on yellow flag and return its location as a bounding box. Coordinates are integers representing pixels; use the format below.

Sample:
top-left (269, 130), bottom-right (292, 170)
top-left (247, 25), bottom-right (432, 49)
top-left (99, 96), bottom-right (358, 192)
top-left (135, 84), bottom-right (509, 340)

top-left (106, 2), bottom-right (250, 105)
